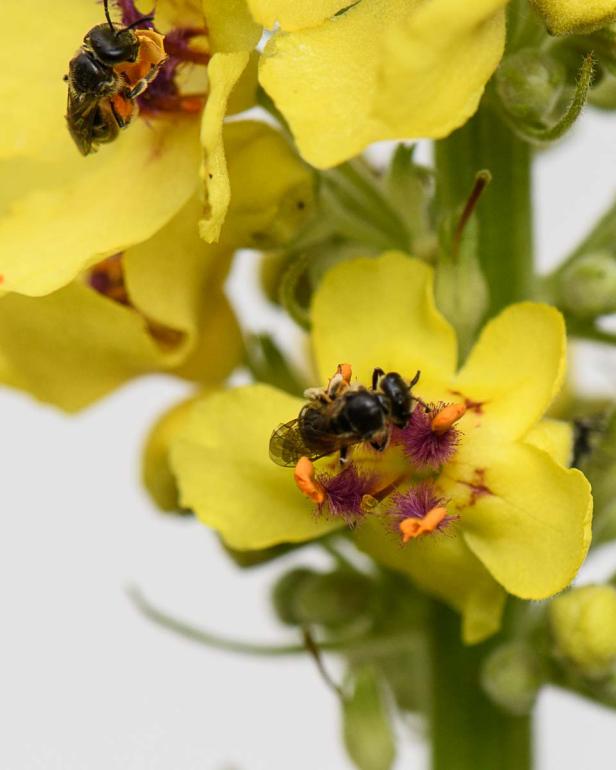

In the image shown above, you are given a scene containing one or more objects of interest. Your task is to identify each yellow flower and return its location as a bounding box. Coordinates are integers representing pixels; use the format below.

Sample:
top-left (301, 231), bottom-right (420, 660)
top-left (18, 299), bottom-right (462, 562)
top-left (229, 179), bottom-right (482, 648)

top-left (160, 253), bottom-right (592, 644)
top-left (0, 0), bottom-right (281, 297)
top-left (530, 0), bottom-right (616, 34)
top-left (251, 0), bottom-right (508, 168)
top-left (0, 0), bottom-right (315, 408)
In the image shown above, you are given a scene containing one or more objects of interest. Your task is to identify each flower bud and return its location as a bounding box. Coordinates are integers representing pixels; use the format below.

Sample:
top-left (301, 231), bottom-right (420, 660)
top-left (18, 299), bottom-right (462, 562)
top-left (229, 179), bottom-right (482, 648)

top-left (271, 568), bottom-right (318, 626)
top-left (294, 570), bottom-right (374, 629)
top-left (558, 252), bottom-right (616, 318)
top-left (496, 49), bottom-right (566, 123)
top-left (550, 585), bottom-right (616, 676)
top-left (530, 0), bottom-right (616, 35)
top-left (480, 643), bottom-right (543, 715)
top-left (272, 568), bottom-right (374, 629)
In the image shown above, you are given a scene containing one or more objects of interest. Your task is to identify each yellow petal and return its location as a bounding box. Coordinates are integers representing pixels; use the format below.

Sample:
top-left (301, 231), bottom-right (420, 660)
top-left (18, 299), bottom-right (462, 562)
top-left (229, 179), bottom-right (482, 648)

top-left (375, 0), bottom-right (507, 146)
top-left (0, 117), bottom-right (200, 296)
top-left (170, 385), bottom-right (343, 548)
top-left (0, 283), bottom-right (162, 412)
top-left (227, 52), bottom-right (260, 115)
top-left (0, 0), bottom-right (100, 159)
top-left (245, 0), bottom-right (351, 30)
top-left (219, 120), bottom-right (315, 248)
top-left (124, 195), bottom-right (229, 338)
top-left (156, 0), bottom-right (206, 29)
top-left (158, 0), bottom-right (261, 52)
top-left (311, 252), bottom-right (457, 395)
top-left (259, 0), bottom-right (506, 168)
top-left (0, 195), bottom-right (241, 411)
top-left (530, 0), bottom-right (616, 34)
top-left (174, 291), bottom-right (244, 385)
top-left (201, 0), bottom-right (262, 52)
top-left (143, 397), bottom-right (199, 512)
top-left (199, 52), bottom-right (251, 243)
top-left (124, 194), bottom-right (243, 384)
top-left (453, 303), bottom-right (566, 441)
top-left (354, 518), bottom-right (506, 644)
top-left (443, 441), bottom-right (593, 600)
top-left (523, 418), bottom-right (573, 467)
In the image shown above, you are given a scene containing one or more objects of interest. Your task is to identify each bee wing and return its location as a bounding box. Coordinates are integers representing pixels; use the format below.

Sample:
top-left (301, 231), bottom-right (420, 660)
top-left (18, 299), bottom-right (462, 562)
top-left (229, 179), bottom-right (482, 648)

top-left (66, 90), bottom-right (99, 155)
top-left (269, 418), bottom-right (345, 468)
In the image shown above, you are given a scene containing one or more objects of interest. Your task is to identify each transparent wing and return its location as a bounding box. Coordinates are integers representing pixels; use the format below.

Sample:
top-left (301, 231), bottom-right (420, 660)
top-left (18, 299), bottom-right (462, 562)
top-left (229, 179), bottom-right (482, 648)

top-left (269, 418), bottom-right (345, 467)
top-left (66, 90), bottom-right (99, 155)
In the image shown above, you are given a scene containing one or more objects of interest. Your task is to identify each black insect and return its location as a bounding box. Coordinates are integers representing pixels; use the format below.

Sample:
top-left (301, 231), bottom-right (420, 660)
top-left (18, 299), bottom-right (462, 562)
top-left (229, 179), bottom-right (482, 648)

top-left (571, 413), bottom-right (608, 468)
top-left (269, 368), bottom-right (420, 467)
top-left (64, 0), bottom-right (161, 155)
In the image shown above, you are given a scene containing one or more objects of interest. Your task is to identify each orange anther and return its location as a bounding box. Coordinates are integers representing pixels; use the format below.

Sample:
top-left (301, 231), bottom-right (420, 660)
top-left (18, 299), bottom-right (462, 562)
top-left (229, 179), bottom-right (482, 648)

top-left (431, 403), bottom-right (466, 435)
top-left (399, 506), bottom-right (449, 543)
top-left (294, 457), bottom-right (326, 504)
top-left (338, 363), bottom-right (352, 384)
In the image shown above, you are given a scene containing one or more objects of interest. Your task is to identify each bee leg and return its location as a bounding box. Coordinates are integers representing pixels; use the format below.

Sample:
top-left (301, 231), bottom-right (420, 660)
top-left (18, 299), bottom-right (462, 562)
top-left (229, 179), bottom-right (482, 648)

top-left (339, 446), bottom-right (349, 466)
top-left (370, 436), bottom-right (389, 452)
top-left (372, 367), bottom-right (385, 390)
top-left (127, 78), bottom-right (149, 99)
top-left (127, 64), bottom-right (161, 99)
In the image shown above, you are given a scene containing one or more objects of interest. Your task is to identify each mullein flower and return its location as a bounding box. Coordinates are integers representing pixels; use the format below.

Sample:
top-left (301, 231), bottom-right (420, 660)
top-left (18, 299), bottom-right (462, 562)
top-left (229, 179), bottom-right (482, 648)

top-left (0, 1), bottom-right (315, 409)
top-left (251, 0), bottom-right (509, 167)
top-left (159, 253), bottom-right (592, 643)
top-left (0, 0), bottom-right (263, 297)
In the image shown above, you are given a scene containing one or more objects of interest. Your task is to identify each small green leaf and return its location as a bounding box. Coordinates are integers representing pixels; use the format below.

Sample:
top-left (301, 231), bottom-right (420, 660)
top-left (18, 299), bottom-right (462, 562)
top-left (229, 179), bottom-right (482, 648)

top-left (343, 667), bottom-right (396, 770)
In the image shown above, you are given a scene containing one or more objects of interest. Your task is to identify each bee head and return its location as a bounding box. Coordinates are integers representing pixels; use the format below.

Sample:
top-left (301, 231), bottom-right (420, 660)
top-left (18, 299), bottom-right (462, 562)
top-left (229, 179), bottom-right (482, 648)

top-left (86, 23), bottom-right (140, 65)
top-left (379, 372), bottom-right (412, 427)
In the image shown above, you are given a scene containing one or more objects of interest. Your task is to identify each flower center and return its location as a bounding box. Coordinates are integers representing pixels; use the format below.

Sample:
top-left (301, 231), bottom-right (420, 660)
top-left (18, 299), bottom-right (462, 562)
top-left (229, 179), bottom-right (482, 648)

top-left (286, 366), bottom-right (469, 543)
top-left (116, 0), bottom-right (210, 115)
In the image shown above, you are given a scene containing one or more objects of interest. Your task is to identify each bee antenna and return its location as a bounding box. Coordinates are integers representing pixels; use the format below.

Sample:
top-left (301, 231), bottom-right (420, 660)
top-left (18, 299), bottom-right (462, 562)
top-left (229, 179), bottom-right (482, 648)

top-left (121, 15), bottom-right (155, 32)
top-left (103, 0), bottom-right (115, 30)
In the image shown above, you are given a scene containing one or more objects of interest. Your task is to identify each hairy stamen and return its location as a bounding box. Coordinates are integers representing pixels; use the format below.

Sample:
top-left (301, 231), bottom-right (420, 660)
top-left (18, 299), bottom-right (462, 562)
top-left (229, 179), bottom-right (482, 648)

top-left (389, 483), bottom-right (457, 543)
top-left (394, 401), bottom-right (464, 468)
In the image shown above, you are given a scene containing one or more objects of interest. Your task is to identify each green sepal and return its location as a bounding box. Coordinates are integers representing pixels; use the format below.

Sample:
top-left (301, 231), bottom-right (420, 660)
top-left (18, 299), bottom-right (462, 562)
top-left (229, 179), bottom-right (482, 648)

top-left (435, 179), bottom-right (490, 360)
top-left (245, 333), bottom-right (307, 396)
top-left (222, 541), bottom-right (306, 570)
top-left (383, 144), bottom-right (437, 261)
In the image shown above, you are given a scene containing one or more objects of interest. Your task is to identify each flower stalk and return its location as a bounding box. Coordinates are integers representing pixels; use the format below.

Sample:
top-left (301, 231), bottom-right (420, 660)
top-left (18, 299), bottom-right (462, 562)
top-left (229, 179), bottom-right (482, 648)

top-left (430, 602), bottom-right (532, 770)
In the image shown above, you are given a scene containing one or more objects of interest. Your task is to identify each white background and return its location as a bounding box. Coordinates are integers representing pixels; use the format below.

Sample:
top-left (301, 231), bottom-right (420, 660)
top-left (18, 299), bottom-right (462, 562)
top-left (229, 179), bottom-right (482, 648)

top-left (1, 110), bottom-right (616, 769)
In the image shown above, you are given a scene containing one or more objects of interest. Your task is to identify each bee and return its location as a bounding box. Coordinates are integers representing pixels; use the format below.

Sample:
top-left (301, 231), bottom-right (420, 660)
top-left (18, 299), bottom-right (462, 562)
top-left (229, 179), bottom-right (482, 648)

top-left (65, 0), bottom-right (167, 155)
top-left (269, 366), bottom-right (421, 467)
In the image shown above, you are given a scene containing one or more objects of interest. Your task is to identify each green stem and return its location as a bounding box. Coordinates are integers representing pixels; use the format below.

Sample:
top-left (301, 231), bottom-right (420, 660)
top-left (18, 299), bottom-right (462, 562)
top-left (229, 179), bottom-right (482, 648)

top-left (435, 104), bottom-right (533, 317)
top-left (129, 586), bottom-right (422, 659)
top-left (432, 98), bottom-right (535, 768)
top-left (430, 602), bottom-right (532, 770)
